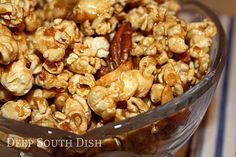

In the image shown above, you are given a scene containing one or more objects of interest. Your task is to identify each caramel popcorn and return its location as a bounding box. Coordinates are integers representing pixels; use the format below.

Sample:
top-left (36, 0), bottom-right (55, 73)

top-left (0, 0), bottom-right (37, 27)
top-left (26, 88), bottom-right (57, 100)
top-left (96, 60), bottom-right (133, 86)
top-left (126, 97), bottom-right (150, 116)
top-left (88, 86), bottom-right (116, 120)
top-left (161, 85), bottom-right (174, 104)
top-left (118, 69), bottom-right (155, 99)
top-left (34, 70), bottom-right (68, 90)
top-left (31, 114), bottom-right (56, 128)
top-left (68, 74), bottom-right (95, 97)
top-left (58, 96), bottom-right (91, 134)
top-left (161, 0), bottom-right (181, 15)
top-left (73, 37), bottom-right (110, 58)
top-left (0, 100), bottom-right (31, 121)
top-left (0, 85), bottom-right (13, 102)
top-left (0, 24), bottom-right (19, 65)
top-left (43, 0), bottom-right (78, 20)
top-left (43, 61), bottom-right (64, 74)
top-left (79, 12), bottom-right (118, 36)
top-left (153, 15), bottom-right (188, 54)
top-left (115, 70), bottom-right (139, 101)
top-left (66, 54), bottom-right (106, 74)
top-left (168, 36), bottom-right (188, 53)
top-left (29, 98), bottom-right (52, 123)
top-left (125, 1), bottom-right (165, 32)
top-left (71, 0), bottom-right (111, 23)
top-left (186, 19), bottom-right (216, 74)
top-left (0, 0), bottom-right (217, 144)
top-left (1, 60), bottom-right (33, 96)
top-left (33, 19), bottom-right (81, 62)
top-left (88, 64), bottom-right (155, 119)
top-left (139, 56), bottom-right (158, 71)
top-left (54, 92), bottom-right (69, 110)
top-left (131, 35), bottom-right (157, 56)
top-left (25, 53), bottom-right (43, 74)
top-left (115, 97), bottom-right (151, 121)
top-left (25, 9), bottom-right (45, 32)
top-left (150, 84), bottom-right (165, 103)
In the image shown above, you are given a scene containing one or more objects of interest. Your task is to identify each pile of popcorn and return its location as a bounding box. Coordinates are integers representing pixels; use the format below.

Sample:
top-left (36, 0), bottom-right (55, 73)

top-left (0, 0), bottom-right (217, 135)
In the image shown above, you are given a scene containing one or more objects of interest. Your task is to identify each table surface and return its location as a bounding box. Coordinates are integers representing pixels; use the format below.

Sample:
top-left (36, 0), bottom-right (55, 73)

top-left (176, 15), bottom-right (236, 157)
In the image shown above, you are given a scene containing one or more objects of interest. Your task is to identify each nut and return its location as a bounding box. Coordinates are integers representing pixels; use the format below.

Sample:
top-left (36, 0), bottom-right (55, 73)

top-left (110, 22), bottom-right (132, 67)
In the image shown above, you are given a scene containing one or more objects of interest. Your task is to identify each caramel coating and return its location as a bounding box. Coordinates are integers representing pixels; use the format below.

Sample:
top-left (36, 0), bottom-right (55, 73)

top-left (0, 0), bottom-right (37, 27)
top-left (88, 86), bottom-right (116, 120)
top-left (72, 0), bottom-right (111, 23)
top-left (1, 60), bottom-right (33, 96)
top-left (33, 19), bottom-right (81, 62)
top-left (58, 96), bottom-right (91, 134)
top-left (0, 100), bottom-right (31, 121)
top-left (0, 24), bottom-right (19, 65)
top-left (68, 74), bottom-right (95, 97)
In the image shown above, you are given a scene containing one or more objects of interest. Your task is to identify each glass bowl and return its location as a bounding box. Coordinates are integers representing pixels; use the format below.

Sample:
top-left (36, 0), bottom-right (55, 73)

top-left (0, 1), bottom-right (227, 157)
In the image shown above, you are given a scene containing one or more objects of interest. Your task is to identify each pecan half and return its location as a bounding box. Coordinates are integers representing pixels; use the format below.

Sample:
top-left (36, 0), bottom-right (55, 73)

top-left (110, 22), bottom-right (132, 67)
top-left (95, 22), bottom-right (133, 78)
